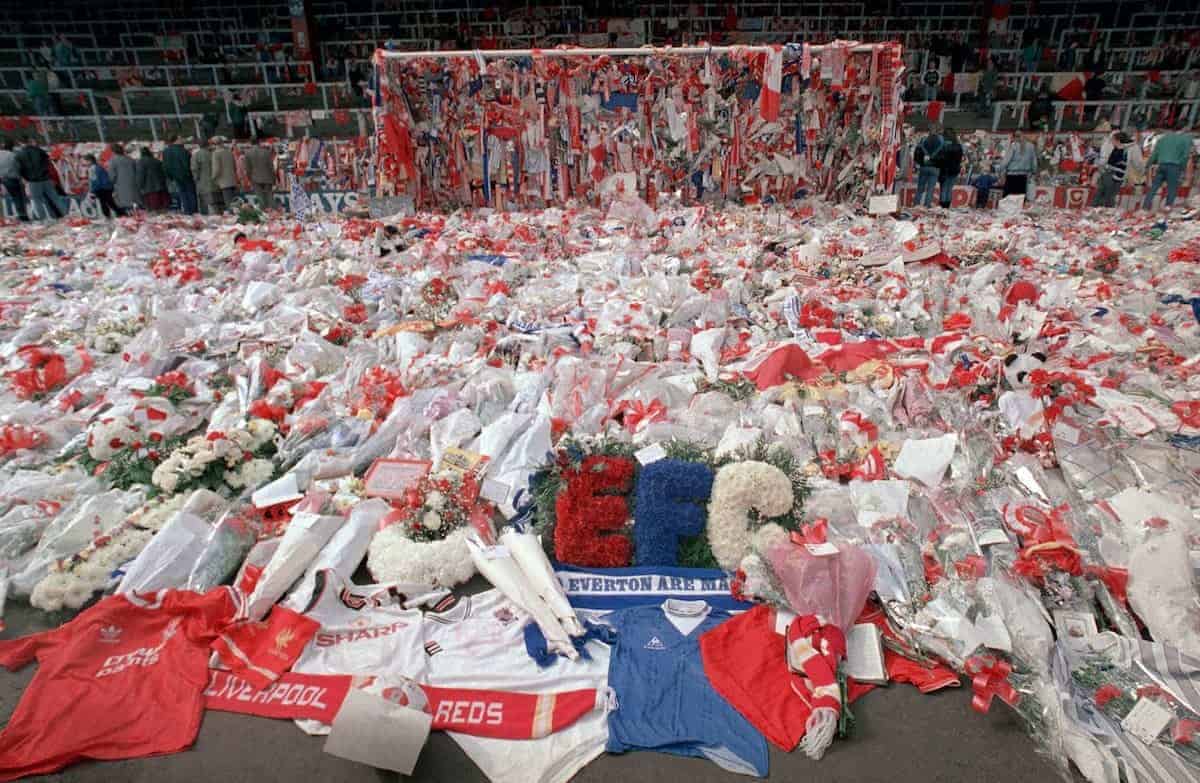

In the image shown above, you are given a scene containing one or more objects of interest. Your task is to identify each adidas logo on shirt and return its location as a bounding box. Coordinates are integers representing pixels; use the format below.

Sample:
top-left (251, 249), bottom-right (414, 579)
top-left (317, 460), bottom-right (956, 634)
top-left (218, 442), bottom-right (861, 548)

top-left (644, 636), bottom-right (666, 651)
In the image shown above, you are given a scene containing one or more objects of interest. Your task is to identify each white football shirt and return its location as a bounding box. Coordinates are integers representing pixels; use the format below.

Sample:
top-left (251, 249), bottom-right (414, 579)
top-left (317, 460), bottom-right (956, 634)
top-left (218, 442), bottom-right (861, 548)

top-left (291, 569), bottom-right (428, 735)
top-left (422, 589), bottom-right (611, 783)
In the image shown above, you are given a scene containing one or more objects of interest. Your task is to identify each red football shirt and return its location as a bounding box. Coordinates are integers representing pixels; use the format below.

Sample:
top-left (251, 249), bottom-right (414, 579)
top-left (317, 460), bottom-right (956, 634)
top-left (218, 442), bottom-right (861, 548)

top-left (0, 588), bottom-right (241, 781)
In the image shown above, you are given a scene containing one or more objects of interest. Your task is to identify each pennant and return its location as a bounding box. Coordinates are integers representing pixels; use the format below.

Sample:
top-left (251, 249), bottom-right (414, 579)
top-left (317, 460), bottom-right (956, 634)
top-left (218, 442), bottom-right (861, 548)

top-left (760, 46), bottom-right (783, 122)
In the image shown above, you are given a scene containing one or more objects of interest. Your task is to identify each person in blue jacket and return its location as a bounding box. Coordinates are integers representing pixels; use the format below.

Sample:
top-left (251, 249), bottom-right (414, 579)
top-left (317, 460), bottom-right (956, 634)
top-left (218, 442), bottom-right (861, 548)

top-left (83, 154), bottom-right (125, 219)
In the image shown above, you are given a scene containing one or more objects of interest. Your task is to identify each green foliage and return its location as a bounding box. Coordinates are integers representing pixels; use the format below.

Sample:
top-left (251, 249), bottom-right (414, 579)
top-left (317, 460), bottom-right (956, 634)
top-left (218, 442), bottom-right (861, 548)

top-left (677, 533), bottom-right (719, 569)
top-left (144, 384), bottom-right (194, 406)
top-left (696, 376), bottom-right (759, 401)
top-left (237, 203), bottom-right (263, 225)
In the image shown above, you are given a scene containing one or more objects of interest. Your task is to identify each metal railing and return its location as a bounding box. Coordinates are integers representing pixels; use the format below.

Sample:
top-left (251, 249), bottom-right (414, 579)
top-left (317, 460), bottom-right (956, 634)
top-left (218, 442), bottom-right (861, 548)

top-left (120, 80), bottom-right (353, 123)
top-left (0, 87), bottom-right (99, 119)
top-left (247, 106), bottom-right (371, 138)
top-left (0, 113), bottom-right (205, 144)
top-left (988, 98), bottom-right (1200, 132)
top-left (0, 61), bottom-right (319, 92)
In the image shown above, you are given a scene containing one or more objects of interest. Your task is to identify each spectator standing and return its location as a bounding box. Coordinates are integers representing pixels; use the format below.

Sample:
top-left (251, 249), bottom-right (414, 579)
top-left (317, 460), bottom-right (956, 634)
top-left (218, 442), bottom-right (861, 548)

top-left (243, 139), bottom-right (276, 210)
top-left (971, 166), bottom-right (999, 208)
top-left (922, 61), bottom-right (940, 102)
top-left (107, 143), bottom-right (138, 210)
top-left (1029, 84), bottom-right (1055, 131)
top-left (83, 153), bottom-right (124, 218)
top-left (978, 58), bottom-right (998, 117)
top-left (1093, 132), bottom-right (1132, 207)
top-left (1000, 128), bottom-right (1038, 199)
top-left (191, 138), bottom-right (218, 214)
top-left (52, 35), bottom-right (77, 69)
top-left (937, 129), bottom-right (964, 208)
top-left (893, 126), bottom-right (912, 194)
top-left (136, 147), bottom-right (169, 212)
top-left (25, 71), bottom-right (51, 116)
top-left (0, 139), bottom-right (28, 221)
top-left (162, 136), bottom-right (196, 214)
top-left (37, 41), bottom-right (53, 68)
top-left (1142, 121), bottom-right (1194, 211)
top-left (16, 138), bottom-right (63, 219)
top-left (211, 139), bottom-right (238, 209)
top-left (201, 112), bottom-right (220, 142)
top-left (229, 95), bottom-right (249, 140)
top-left (1022, 38), bottom-right (1040, 73)
top-left (913, 126), bottom-right (945, 208)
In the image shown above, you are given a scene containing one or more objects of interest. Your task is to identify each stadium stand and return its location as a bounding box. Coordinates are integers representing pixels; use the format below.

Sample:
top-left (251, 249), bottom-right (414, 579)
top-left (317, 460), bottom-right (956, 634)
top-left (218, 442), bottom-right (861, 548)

top-left (0, 0), bottom-right (1196, 213)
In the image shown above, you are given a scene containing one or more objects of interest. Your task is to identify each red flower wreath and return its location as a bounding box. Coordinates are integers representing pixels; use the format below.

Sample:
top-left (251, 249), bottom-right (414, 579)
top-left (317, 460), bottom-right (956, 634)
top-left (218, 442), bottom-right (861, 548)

top-left (554, 455), bottom-right (635, 567)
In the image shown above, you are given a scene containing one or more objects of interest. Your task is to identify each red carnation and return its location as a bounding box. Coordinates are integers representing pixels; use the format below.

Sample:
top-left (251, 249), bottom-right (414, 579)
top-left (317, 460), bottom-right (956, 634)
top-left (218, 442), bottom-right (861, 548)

top-left (1094, 685), bottom-right (1123, 709)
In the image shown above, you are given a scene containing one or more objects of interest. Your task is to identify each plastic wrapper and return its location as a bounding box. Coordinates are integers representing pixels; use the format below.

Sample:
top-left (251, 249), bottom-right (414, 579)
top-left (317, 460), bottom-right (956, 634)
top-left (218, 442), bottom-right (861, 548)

top-left (754, 523), bottom-right (876, 633)
top-left (11, 488), bottom-right (144, 596)
top-left (283, 498), bottom-right (389, 611)
top-left (245, 509), bottom-right (343, 620)
top-left (115, 490), bottom-right (234, 595)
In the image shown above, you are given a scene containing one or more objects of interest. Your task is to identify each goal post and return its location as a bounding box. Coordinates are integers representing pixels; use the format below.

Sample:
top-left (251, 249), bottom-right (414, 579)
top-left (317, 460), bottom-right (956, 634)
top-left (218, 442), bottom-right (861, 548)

top-left (373, 41), bottom-right (904, 210)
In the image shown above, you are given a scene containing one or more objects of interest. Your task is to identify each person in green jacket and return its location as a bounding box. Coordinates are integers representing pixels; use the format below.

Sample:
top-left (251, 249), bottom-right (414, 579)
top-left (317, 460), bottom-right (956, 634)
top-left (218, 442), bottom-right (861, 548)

top-left (1142, 120), bottom-right (1195, 211)
top-left (25, 72), bottom-right (50, 117)
top-left (162, 136), bottom-right (196, 214)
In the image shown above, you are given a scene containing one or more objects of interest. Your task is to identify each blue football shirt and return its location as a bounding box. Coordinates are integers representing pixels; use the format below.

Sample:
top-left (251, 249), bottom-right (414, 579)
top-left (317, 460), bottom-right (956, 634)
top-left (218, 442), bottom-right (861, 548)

top-left (601, 600), bottom-right (769, 777)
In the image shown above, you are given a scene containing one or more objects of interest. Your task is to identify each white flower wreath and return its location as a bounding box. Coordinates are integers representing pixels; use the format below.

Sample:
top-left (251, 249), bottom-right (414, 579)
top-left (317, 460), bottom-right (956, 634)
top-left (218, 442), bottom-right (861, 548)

top-left (366, 524), bottom-right (477, 588)
top-left (30, 493), bottom-right (189, 611)
top-left (707, 461), bottom-right (794, 571)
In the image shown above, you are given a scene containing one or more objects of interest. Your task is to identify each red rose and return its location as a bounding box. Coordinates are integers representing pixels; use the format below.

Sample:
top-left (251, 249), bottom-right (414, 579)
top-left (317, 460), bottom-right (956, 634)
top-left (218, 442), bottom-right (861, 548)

top-left (1094, 684), bottom-right (1123, 708)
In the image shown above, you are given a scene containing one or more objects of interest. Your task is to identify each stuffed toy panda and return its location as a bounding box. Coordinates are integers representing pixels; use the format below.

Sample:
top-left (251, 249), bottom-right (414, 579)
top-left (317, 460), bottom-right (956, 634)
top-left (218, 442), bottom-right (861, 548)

top-left (1002, 350), bottom-right (1047, 390)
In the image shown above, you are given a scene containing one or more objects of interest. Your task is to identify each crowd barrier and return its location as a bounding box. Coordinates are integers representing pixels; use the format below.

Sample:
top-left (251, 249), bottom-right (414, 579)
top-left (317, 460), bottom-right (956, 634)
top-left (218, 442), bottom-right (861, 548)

top-left (897, 182), bottom-right (1195, 212)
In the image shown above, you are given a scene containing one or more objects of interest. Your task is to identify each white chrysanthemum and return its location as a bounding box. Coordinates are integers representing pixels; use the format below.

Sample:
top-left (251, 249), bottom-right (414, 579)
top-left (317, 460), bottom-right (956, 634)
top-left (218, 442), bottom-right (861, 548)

top-left (707, 461), bottom-right (794, 571)
top-left (425, 491), bottom-right (446, 510)
top-left (367, 525), bottom-right (476, 587)
top-left (422, 510), bottom-right (443, 530)
top-left (238, 459), bottom-right (275, 490)
top-left (246, 418), bottom-right (278, 449)
top-left (227, 429), bottom-right (254, 450)
top-left (152, 462), bottom-right (181, 494)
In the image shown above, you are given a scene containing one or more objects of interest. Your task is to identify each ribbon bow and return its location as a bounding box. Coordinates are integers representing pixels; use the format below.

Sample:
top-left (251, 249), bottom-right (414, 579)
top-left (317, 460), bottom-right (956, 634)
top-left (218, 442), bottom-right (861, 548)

top-left (1172, 401), bottom-right (1200, 429)
top-left (964, 655), bottom-right (1020, 714)
top-left (613, 399), bottom-right (667, 433)
top-left (791, 517), bottom-right (829, 546)
top-left (1009, 504), bottom-right (1083, 581)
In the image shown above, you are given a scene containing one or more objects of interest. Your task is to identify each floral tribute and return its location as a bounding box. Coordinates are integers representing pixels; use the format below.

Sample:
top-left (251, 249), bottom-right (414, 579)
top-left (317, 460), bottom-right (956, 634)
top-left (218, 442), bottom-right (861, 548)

top-left (366, 465), bottom-right (494, 587)
top-left (150, 422), bottom-right (278, 496)
top-left (7, 345), bottom-right (93, 400)
top-left (529, 436), bottom-right (808, 569)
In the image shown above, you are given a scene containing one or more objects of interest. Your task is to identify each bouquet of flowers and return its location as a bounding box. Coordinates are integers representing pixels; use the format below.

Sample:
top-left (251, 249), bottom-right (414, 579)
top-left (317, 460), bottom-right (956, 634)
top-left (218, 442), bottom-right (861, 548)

top-left (150, 248), bottom-right (202, 283)
top-left (150, 420), bottom-right (278, 496)
top-left (367, 467), bottom-right (493, 587)
top-left (89, 315), bottom-right (143, 354)
top-left (411, 277), bottom-right (458, 323)
top-left (30, 492), bottom-right (191, 611)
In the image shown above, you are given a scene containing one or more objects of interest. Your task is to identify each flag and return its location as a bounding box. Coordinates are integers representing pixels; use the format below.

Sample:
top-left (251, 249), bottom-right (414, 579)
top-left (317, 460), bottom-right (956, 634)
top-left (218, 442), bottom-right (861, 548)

top-left (760, 46), bottom-right (783, 122)
top-left (1050, 73), bottom-right (1085, 101)
top-left (290, 176), bottom-right (311, 221)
